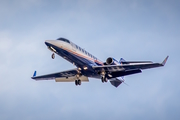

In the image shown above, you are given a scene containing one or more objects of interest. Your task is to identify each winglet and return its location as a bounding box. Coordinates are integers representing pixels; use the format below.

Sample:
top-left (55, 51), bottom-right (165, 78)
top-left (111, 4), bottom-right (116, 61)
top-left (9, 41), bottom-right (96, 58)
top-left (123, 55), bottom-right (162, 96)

top-left (33, 71), bottom-right (37, 77)
top-left (162, 56), bottom-right (169, 66)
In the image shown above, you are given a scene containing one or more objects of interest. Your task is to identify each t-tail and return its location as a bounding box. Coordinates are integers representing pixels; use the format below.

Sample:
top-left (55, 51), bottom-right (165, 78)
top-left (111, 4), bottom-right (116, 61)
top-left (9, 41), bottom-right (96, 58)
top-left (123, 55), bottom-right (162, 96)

top-left (119, 58), bottom-right (126, 64)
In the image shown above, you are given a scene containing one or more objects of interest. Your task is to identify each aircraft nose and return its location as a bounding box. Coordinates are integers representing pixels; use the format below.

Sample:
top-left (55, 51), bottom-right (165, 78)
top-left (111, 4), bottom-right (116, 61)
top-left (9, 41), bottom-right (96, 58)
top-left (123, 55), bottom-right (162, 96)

top-left (45, 40), bottom-right (56, 46)
top-left (45, 40), bottom-right (51, 45)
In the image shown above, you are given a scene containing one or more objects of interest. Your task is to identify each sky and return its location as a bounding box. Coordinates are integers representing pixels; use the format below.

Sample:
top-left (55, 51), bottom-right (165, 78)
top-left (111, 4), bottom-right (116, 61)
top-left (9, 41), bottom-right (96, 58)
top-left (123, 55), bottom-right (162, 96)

top-left (0, 0), bottom-right (180, 120)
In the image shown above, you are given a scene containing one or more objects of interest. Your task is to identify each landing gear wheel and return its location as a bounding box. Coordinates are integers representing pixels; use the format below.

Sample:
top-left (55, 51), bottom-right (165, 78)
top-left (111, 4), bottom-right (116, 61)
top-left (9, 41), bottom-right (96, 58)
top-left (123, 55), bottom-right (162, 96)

top-left (52, 53), bottom-right (55, 59)
top-left (75, 80), bottom-right (81, 86)
top-left (78, 80), bottom-right (81, 85)
top-left (101, 77), bottom-right (104, 83)
top-left (104, 77), bottom-right (108, 82)
top-left (75, 80), bottom-right (78, 86)
top-left (101, 76), bottom-right (108, 83)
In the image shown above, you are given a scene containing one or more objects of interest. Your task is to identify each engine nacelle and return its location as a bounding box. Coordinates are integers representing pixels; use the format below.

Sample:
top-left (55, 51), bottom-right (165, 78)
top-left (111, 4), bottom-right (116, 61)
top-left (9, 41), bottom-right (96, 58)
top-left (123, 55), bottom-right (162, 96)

top-left (106, 57), bottom-right (120, 65)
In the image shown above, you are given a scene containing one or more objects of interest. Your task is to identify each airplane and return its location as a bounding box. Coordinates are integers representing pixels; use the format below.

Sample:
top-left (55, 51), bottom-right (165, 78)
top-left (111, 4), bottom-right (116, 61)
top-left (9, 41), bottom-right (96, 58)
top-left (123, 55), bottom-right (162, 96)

top-left (32, 38), bottom-right (168, 87)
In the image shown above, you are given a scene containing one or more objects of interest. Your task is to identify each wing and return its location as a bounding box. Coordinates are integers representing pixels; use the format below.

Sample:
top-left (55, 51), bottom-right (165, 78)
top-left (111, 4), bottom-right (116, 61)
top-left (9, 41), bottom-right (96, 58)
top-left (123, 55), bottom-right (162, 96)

top-left (32, 69), bottom-right (78, 80)
top-left (32, 69), bottom-right (89, 82)
top-left (93, 56), bottom-right (168, 77)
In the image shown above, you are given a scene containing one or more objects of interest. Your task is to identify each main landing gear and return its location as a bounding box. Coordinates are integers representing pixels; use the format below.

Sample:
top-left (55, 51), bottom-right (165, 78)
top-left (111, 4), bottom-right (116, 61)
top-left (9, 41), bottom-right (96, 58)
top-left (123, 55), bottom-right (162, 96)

top-left (75, 79), bottom-right (81, 86)
top-left (101, 76), bottom-right (108, 83)
top-left (52, 53), bottom-right (55, 59)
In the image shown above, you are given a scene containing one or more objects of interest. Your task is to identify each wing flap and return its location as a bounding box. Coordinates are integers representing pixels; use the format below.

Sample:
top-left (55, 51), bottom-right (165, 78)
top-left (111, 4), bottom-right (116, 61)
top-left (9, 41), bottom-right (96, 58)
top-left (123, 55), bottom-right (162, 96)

top-left (55, 76), bottom-right (89, 82)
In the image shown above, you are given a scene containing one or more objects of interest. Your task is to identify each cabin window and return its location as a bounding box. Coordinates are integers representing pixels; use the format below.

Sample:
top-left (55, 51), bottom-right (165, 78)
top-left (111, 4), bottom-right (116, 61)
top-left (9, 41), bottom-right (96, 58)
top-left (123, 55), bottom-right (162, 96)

top-left (76, 45), bottom-right (78, 49)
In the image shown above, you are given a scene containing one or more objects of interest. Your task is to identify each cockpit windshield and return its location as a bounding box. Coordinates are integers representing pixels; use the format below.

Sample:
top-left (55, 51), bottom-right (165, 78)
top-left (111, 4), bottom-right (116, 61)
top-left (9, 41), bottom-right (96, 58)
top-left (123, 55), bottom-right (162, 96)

top-left (57, 38), bottom-right (70, 43)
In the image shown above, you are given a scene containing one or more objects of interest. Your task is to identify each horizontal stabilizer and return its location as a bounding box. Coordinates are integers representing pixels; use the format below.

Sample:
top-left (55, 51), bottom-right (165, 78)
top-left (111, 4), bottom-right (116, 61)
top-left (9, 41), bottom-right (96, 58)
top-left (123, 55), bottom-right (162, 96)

top-left (120, 57), bottom-right (152, 64)
top-left (119, 58), bottom-right (126, 63)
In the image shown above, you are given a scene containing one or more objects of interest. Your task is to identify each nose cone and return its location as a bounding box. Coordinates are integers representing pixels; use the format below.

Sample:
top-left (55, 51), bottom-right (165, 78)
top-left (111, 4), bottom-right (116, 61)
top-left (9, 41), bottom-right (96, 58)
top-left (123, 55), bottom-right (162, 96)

top-left (45, 40), bottom-right (51, 43)
top-left (45, 40), bottom-right (56, 46)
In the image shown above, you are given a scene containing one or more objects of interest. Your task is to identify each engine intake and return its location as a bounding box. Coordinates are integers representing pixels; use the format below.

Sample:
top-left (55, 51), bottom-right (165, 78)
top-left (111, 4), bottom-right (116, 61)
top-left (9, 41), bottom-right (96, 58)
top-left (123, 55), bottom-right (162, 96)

top-left (105, 57), bottom-right (120, 65)
top-left (106, 57), bottom-right (114, 65)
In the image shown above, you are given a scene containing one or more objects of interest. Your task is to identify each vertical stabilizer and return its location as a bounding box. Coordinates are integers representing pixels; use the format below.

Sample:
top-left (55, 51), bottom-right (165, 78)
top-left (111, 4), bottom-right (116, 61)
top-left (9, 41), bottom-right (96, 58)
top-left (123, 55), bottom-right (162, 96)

top-left (119, 58), bottom-right (126, 64)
